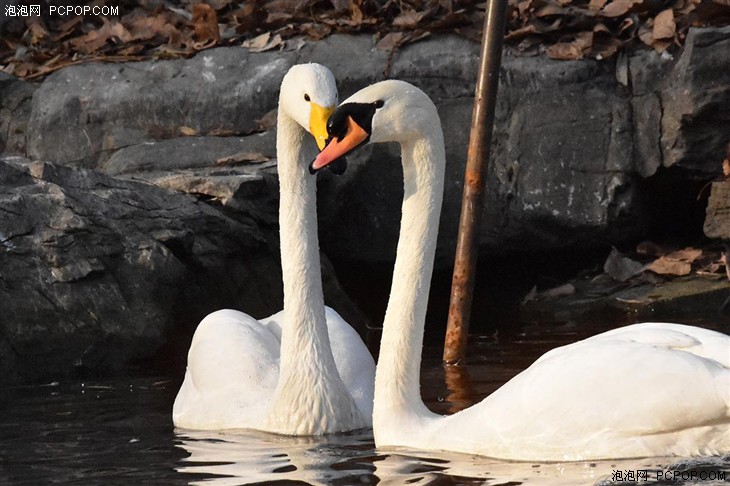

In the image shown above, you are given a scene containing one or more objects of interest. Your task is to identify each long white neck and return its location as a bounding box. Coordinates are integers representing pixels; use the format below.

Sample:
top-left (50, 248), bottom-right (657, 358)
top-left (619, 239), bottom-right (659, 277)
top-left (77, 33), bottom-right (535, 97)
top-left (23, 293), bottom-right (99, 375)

top-left (267, 108), bottom-right (364, 434)
top-left (373, 122), bottom-right (446, 432)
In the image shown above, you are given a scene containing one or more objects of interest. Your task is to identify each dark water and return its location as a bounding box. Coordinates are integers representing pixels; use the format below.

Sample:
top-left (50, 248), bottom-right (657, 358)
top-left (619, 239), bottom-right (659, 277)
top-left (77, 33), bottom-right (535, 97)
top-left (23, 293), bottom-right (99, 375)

top-left (2, 316), bottom-right (729, 485)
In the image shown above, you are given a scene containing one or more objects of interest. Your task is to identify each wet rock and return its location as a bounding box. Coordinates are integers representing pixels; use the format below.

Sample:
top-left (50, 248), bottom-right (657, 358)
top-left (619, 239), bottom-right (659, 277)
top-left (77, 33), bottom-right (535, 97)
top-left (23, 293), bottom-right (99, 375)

top-left (522, 271), bottom-right (730, 321)
top-left (0, 158), bottom-right (367, 383)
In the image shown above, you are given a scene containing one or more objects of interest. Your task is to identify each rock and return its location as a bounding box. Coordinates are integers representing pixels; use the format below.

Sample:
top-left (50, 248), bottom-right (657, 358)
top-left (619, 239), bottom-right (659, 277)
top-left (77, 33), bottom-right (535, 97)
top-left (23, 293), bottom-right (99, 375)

top-left (101, 131), bottom-right (276, 176)
top-left (17, 29), bottom-right (730, 267)
top-left (0, 158), bottom-right (368, 383)
top-left (0, 73), bottom-right (37, 156)
top-left (318, 47), bottom-right (640, 263)
top-left (705, 180), bottom-right (730, 240)
top-left (660, 27), bottom-right (730, 175)
top-left (27, 48), bottom-right (297, 167)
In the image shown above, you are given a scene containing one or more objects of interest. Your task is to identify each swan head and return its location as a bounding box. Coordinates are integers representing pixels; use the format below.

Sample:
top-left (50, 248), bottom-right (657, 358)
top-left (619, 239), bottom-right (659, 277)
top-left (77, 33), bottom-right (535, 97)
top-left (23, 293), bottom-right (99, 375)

top-left (310, 80), bottom-right (438, 172)
top-left (279, 63), bottom-right (338, 151)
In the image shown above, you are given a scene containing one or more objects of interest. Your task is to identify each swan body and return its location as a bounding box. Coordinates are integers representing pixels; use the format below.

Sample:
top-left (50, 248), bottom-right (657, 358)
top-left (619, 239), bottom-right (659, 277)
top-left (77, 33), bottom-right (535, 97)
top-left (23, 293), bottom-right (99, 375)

top-left (312, 79), bottom-right (730, 460)
top-left (173, 64), bottom-right (374, 434)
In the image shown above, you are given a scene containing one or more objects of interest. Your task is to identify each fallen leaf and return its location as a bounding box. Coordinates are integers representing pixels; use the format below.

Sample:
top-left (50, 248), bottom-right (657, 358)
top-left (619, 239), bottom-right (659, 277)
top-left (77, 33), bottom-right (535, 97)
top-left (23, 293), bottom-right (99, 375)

top-left (51, 17), bottom-right (83, 42)
top-left (255, 109), bottom-right (278, 131)
top-left (242, 32), bottom-right (284, 52)
top-left (535, 4), bottom-right (565, 17)
top-left (665, 247), bottom-right (702, 263)
top-left (546, 31), bottom-right (593, 60)
top-left (601, 0), bottom-right (639, 18)
top-left (652, 8), bottom-right (675, 40)
top-left (589, 0), bottom-right (609, 10)
top-left (647, 256), bottom-right (692, 276)
top-left (216, 151), bottom-right (270, 165)
top-left (393, 9), bottom-right (428, 28)
top-left (179, 126), bottom-right (197, 136)
top-left (376, 31), bottom-right (405, 50)
top-left (68, 19), bottom-right (133, 54)
top-left (26, 18), bottom-right (49, 45)
top-left (193, 4), bottom-right (221, 44)
top-left (208, 127), bottom-right (236, 136)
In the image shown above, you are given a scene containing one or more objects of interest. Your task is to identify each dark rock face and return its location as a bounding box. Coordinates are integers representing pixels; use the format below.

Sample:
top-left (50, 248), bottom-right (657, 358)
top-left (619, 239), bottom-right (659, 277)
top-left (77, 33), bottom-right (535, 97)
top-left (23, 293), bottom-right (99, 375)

top-left (0, 158), bottom-right (365, 383)
top-left (0, 73), bottom-right (36, 156)
top-left (660, 26), bottom-right (730, 175)
top-left (18, 31), bottom-right (730, 265)
top-left (26, 48), bottom-right (296, 168)
top-left (0, 158), bottom-right (279, 381)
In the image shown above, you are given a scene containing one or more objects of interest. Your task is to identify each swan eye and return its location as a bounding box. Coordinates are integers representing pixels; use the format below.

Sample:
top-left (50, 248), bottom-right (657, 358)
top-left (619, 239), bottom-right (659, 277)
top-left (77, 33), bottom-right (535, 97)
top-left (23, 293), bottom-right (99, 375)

top-left (374, 100), bottom-right (384, 109)
top-left (304, 94), bottom-right (311, 102)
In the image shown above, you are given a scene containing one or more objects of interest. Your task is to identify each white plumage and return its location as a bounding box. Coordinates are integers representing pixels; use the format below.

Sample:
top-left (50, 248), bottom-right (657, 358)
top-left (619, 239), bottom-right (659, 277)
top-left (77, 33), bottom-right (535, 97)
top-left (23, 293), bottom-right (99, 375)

top-left (172, 64), bottom-right (375, 434)
top-left (314, 79), bottom-right (730, 460)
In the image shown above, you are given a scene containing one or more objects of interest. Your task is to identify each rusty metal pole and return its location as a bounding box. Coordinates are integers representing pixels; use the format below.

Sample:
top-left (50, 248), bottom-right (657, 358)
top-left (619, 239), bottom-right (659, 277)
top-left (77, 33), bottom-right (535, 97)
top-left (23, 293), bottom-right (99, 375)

top-left (443, 0), bottom-right (508, 364)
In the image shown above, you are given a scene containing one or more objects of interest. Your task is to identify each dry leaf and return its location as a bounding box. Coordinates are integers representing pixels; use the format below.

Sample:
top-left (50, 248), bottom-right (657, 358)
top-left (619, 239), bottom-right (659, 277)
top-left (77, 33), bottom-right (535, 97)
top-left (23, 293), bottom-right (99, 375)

top-left (26, 18), bottom-right (49, 45)
top-left (647, 256), bottom-right (692, 276)
top-left (546, 31), bottom-right (593, 60)
top-left (255, 109), bottom-right (278, 131)
top-left (393, 9), bottom-right (428, 28)
top-left (652, 8), bottom-right (675, 40)
top-left (242, 32), bottom-right (284, 52)
top-left (376, 32), bottom-right (405, 50)
top-left (179, 126), bottom-right (197, 136)
top-left (69, 19), bottom-right (133, 54)
top-left (665, 247), bottom-right (702, 263)
top-left (535, 4), bottom-right (565, 17)
top-left (216, 151), bottom-right (270, 165)
top-left (589, 0), bottom-right (609, 10)
top-left (193, 4), bottom-right (221, 44)
top-left (602, 0), bottom-right (638, 18)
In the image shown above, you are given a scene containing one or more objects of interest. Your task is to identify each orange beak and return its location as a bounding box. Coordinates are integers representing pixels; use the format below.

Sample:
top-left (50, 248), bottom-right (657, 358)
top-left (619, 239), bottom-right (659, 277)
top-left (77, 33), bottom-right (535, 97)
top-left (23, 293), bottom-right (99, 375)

top-left (310, 116), bottom-right (369, 172)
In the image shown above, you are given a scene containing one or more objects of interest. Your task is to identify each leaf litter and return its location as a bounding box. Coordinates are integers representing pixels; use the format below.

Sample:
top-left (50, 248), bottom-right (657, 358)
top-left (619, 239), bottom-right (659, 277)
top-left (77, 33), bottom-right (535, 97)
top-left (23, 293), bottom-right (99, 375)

top-left (1, 0), bottom-right (729, 79)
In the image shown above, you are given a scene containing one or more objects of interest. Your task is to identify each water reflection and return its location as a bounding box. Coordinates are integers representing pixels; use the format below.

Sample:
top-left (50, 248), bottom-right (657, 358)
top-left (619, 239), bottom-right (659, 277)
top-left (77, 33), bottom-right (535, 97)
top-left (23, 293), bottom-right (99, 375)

top-left (442, 363), bottom-right (475, 413)
top-left (176, 429), bottom-right (729, 485)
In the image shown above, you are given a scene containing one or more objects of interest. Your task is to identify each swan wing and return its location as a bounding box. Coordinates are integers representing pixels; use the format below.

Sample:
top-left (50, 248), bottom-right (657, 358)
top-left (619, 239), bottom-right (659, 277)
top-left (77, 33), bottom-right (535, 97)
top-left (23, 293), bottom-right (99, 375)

top-left (173, 309), bottom-right (280, 430)
top-left (324, 306), bottom-right (376, 421)
top-left (430, 323), bottom-right (730, 460)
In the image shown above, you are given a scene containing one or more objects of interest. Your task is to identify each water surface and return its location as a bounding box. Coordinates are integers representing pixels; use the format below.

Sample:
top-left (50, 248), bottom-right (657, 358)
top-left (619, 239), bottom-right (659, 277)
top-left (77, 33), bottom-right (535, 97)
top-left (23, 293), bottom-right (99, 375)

top-left (2, 316), bottom-right (729, 485)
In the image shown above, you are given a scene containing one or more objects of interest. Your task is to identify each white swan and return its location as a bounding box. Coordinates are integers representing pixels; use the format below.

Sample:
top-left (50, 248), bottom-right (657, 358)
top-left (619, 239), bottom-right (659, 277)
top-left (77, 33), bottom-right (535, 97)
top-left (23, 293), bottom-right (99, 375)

top-left (173, 64), bottom-right (375, 434)
top-left (311, 79), bottom-right (730, 460)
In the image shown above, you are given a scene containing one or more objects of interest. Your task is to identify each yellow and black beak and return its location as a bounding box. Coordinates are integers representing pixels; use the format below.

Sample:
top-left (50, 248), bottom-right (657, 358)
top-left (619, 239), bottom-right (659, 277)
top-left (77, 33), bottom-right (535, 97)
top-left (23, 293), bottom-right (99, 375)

top-left (309, 103), bottom-right (335, 151)
top-left (309, 101), bottom-right (381, 174)
top-left (310, 116), bottom-right (369, 173)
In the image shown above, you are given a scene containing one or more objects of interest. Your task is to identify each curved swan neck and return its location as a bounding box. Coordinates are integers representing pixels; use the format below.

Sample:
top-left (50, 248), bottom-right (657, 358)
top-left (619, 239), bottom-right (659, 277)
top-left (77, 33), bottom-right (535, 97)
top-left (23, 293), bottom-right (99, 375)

top-left (269, 108), bottom-right (365, 433)
top-left (374, 123), bottom-right (446, 423)
top-left (275, 108), bottom-right (330, 369)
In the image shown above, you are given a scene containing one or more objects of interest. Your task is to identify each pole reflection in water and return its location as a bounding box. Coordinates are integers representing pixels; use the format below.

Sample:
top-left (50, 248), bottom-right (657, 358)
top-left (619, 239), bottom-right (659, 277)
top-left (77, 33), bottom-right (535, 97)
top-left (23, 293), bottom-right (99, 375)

top-left (175, 429), bottom-right (729, 485)
top-left (443, 363), bottom-right (476, 413)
